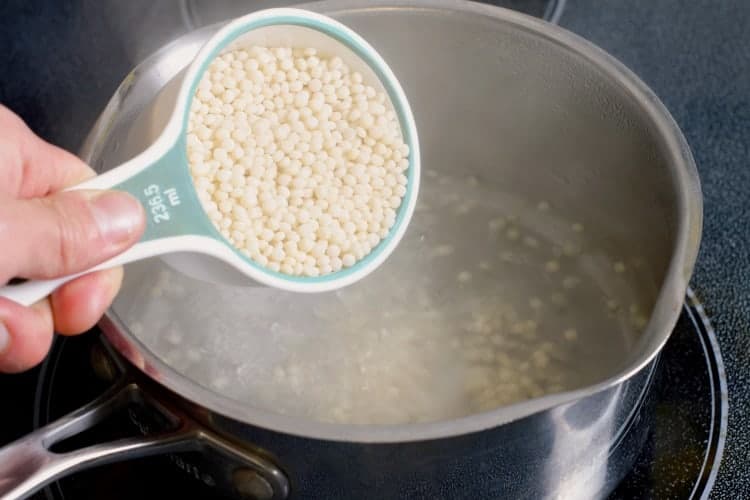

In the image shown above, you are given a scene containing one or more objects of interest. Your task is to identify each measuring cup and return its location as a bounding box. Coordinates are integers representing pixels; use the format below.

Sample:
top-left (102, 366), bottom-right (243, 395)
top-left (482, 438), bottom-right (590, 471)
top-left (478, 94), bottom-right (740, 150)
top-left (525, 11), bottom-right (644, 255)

top-left (0, 8), bottom-right (420, 307)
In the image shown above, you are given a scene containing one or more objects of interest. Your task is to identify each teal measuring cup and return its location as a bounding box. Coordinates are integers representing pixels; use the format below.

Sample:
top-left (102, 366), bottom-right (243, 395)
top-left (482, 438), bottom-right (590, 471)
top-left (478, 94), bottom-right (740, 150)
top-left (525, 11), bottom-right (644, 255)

top-left (0, 8), bottom-right (420, 307)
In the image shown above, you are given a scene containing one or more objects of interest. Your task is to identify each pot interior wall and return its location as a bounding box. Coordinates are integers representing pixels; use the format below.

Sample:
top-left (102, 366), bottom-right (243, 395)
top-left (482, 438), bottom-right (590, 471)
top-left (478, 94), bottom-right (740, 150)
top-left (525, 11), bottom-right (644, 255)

top-left (343, 7), bottom-right (678, 297)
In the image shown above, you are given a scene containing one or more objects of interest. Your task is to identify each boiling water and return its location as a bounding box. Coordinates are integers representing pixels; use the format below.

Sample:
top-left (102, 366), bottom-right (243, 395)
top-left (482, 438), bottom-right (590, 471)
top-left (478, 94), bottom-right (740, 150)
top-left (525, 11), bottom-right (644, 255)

top-left (116, 169), bottom-right (646, 425)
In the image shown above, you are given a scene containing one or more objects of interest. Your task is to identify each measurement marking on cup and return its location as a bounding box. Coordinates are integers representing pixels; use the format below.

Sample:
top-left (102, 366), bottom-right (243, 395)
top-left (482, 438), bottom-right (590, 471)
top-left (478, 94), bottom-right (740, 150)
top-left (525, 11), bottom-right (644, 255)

top-left (165, 187), bottom-right (181, 206)
top-left (144, 184), bottom-right (181, 224)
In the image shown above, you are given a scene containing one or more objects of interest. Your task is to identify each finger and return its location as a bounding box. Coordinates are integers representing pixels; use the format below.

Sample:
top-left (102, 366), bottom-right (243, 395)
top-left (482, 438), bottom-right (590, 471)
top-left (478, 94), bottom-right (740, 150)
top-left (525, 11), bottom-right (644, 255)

top-left (0, 267), bottom-right (124, 372)
top-left (0, 297), bottom-right (54, 373)
top-left (0, 105), bottom-right (95, 198)
top-left (51, 267), bottom-right (123, 335)
top-left (0, 190), bottom-right (145, 283)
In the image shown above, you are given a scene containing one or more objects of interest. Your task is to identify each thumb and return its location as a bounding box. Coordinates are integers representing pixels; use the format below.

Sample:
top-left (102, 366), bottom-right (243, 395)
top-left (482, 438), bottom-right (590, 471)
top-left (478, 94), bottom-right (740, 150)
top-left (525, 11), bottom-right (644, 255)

top-left (0, 190), bottom-right (145, 283)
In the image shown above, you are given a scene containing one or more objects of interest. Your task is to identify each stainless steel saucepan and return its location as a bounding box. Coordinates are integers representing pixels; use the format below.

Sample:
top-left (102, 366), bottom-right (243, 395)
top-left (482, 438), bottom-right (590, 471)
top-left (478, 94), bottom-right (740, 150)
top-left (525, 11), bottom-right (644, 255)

top-left (0, 1), bottom-right (701, 499)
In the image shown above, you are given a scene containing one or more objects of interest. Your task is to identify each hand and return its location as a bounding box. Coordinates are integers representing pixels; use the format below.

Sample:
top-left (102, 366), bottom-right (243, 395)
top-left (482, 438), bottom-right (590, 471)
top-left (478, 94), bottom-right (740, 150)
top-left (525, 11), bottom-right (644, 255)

top-left (0, 105), bottom-right (145, 373)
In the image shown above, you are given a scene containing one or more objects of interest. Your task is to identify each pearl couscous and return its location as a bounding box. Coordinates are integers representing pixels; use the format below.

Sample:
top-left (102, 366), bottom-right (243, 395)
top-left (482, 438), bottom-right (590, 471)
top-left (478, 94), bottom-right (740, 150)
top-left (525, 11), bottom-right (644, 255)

top-left (186, 46), bottom-right (410, 277)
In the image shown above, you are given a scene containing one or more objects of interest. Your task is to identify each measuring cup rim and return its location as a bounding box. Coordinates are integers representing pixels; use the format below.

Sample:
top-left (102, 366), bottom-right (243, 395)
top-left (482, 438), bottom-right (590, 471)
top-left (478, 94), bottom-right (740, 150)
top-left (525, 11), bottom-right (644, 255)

top-left (154, 8), bottom-right (421, 292)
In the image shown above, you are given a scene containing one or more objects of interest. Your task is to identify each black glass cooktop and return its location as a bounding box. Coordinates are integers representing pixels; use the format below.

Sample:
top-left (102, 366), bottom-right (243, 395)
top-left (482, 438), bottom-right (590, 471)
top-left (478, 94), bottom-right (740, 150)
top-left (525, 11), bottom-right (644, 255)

top-left (1, 0), bottom-right (747, 497)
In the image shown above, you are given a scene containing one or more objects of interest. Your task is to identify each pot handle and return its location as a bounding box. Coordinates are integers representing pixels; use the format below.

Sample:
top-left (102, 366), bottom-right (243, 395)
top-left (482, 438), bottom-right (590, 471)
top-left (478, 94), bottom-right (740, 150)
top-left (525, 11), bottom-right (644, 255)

top-left (0, 381), bottom-right (289, 500)
top-left (0, 383), bottom-right (189, 500)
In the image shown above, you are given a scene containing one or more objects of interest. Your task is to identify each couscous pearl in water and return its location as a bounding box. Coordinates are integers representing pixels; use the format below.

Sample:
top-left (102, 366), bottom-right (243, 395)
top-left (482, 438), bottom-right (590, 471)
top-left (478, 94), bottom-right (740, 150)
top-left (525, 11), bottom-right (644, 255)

top-left (187, 47), bottom-right (410, 277)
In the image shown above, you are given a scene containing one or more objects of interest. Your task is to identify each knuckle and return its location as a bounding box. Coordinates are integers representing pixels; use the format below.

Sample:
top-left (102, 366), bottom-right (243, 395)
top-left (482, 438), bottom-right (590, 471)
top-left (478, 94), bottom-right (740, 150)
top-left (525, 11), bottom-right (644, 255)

top-left (41, 195), bottom-right (96, 276)
top-left (0, 304), bottom-right (53, 373)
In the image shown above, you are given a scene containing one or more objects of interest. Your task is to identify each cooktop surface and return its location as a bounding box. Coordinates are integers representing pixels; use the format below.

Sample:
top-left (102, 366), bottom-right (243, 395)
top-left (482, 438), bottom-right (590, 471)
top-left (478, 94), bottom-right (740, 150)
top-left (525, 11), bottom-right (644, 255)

top-left (1, 0), bottom-right (748, 498)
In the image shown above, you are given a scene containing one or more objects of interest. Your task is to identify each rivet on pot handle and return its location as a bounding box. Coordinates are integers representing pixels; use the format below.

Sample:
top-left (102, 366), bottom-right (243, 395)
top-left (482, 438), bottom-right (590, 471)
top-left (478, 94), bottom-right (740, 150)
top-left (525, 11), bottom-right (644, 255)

top-left (0, 382), bottom-right (290, 500)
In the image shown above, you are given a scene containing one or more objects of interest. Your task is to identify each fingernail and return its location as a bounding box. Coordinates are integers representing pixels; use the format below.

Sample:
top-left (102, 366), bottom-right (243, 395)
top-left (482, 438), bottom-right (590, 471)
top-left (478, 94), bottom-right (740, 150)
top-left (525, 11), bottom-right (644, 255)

top-left (0, 322), bottom-right (9, 354)
top-left (89, 191), bottom-right (144, 245)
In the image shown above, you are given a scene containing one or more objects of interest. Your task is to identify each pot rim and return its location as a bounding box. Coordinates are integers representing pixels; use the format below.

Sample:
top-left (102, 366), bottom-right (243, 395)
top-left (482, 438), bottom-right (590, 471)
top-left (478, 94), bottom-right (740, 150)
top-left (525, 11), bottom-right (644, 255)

top-left (88, 0), bottom-right (702, 443)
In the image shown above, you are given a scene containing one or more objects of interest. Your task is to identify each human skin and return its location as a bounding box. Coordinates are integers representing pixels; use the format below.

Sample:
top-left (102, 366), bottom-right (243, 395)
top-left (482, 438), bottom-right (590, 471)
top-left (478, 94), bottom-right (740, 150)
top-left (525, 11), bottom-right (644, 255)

top-left (0, 105), bottom-right (146, 373)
